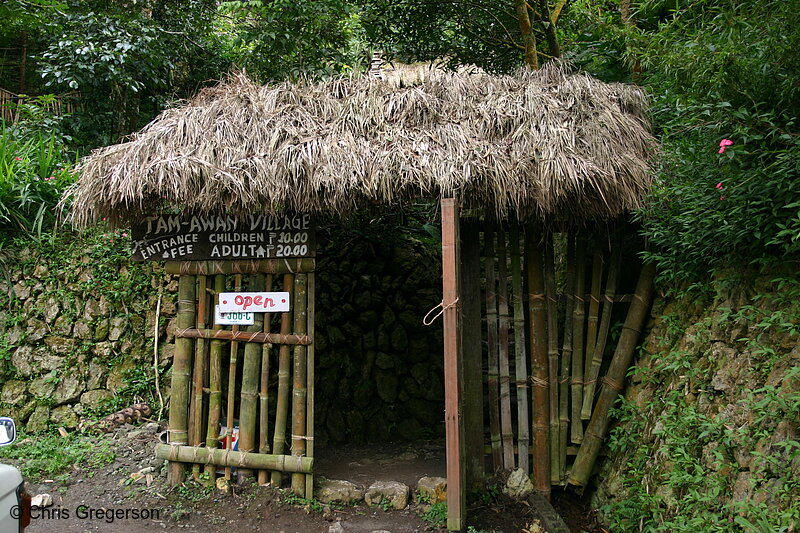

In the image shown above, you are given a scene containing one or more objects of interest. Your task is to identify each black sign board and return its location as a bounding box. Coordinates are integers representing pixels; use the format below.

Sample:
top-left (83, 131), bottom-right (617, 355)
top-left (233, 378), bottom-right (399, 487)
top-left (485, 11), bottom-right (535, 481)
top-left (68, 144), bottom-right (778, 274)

top-left (131, 214), bottom-right (315, 261)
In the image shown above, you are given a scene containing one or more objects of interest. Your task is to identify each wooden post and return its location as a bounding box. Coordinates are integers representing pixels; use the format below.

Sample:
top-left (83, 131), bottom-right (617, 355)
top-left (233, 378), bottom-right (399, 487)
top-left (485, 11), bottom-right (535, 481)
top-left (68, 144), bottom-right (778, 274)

top-left (544, 233), bottom-right (561, 483)
top-left (441, 198), bottom-right (465, 532)
top-left (168, 274), bottom-right (196, 486)
top-left (224, 274), bottom-right (242, 481)
top-left (259, 274), bottom-right (273, 485)
top-left (570, 238), bottom-right (587, 444)
top-left (459, 220), bottom-right (484, 488)
top-left (271, 274), bottom-right (294, 487)
top-left (509, 224), bottom-right (529, 475)
top-left (291, 273), bottom-right (309, 496)
top-left (569, 263), bottom-right (656, 487)
top-left (190, 275), bottom-right (208, 480)
top-left (525, 227), bottom-right (550, 498)
top-left (305, 272), bottom-right (316, 497)
top-left (238, 274), bottom-right (266, 480)
top-left (204, 274), bottom-right (226, 483)
top-left (496, 228), bottom-right (515, 470)
top-left (484, 226), bottom-right (503, 470)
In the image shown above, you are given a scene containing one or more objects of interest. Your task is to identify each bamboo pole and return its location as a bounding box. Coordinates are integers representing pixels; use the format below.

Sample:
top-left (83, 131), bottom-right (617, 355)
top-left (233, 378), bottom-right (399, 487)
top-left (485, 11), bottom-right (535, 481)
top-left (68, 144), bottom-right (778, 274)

top-left (496, 228), bottom-right (514, 470)
top-left (305, 272), bottom-right (316, 498)
top-left (544, 233), bottom-right (561, 483)
top-left (271, 274), bottom-right (294, 487)
top-left (483, 226), bottom-right (503, 470)
top-left (190, 275), bottom-right (209, 480)
top-left (570, 237), bottom-right (587, 444)
top-left (174, 329), bottom-right (311, 345)
top-left (558, 232), bottom-right (575, 478)
top-left (224, 274), bottom-right (242, 480)
top-left (238, 274), bottom-right (266, 480)
top-left (582, 248), bottom-right (603, 418)
top-left (525, 226), bottom-right (550, 497)
top-left (155, 444), bottom-right (313, 473)
top-left (167, 274), bottom-right (196, 486)
top-left (581, 238), bottom-right (621, 420)
top-left (441, 198), bottom-right (465, 532)
top-left (166, 259), bottom-right (315, 276)
top-left (509, 225), bottom-right (529, 474)
top-left (569, 263), bottom-right (656, 487)
top-left (291, 273), bottom-right (309, 496)
top-left (204, 275), bottom-right (226, 484)
top-left (258, 275), bottom-right (274, 485)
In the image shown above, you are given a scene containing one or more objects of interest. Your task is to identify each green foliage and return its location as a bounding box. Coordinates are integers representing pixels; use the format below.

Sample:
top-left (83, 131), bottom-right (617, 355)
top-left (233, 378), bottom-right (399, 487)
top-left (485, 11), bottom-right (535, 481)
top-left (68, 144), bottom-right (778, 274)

top-left (602, 273), bottom-right (800, 532)
top-left (0, 118), bottom-right (75, 238)
top-left (0, 430), bottom-right (116, 483)
top-left (627, 0), bottom-right (800, 282)
top-left (420, 500), bottom-right (447, 526)
top-left (219, 0), bottom-right (367, 81)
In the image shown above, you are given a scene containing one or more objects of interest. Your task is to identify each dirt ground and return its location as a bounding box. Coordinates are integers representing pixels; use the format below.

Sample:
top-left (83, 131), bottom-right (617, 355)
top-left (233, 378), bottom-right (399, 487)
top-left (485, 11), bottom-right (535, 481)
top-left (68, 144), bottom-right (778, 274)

top-left (13, 423), bottom-right (598, 533)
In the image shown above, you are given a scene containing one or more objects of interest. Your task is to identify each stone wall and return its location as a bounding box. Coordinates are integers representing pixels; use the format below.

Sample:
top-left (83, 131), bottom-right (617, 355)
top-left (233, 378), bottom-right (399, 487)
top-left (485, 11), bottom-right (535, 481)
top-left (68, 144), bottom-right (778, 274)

top-left (592, 267), bottom-right (800, 529)
top-left (0, 222), bottom-right (445, 444)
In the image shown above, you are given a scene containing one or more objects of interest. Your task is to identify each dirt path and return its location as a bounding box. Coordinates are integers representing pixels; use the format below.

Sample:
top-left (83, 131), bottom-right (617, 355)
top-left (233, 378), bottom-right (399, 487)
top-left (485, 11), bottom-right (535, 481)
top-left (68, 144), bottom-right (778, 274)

top-left (16, 423), bottom-right (591, 533)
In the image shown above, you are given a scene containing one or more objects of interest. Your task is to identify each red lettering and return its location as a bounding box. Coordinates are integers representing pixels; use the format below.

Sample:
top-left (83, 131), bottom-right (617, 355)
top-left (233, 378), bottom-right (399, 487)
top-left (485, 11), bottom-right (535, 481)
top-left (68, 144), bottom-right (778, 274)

top-left (234, 295), bottom-right (244, 306)
top-left (254, 296), bottom-right (263, 307)
top-left (264, 298), bottom-right (274, 308)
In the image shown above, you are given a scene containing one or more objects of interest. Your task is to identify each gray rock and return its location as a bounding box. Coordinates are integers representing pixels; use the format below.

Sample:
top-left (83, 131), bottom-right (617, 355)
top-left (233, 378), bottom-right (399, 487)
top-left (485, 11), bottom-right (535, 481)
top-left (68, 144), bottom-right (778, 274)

top-left (375, 373), bottom-right (398, 403)
top-left (1, 380), bottom-right (28, 406)
top-left (13, 281), bottom-right (30, 300)
top-left (26, 406), bottom-right (50, 433)
top-left (50, 405), bottom-right (78, 428)
top-left (109, 317), bottom-right (128, 341)
top-left (503, 468), bottom-right (533, 500)
top-left (81, 390), bottom-right (114, 410)
top-left (44, 336), bottom-right (75, 355)
top-left (365, 481), bottom-right (410, 510)
top-left (29, 375), bottom-right (57, 399)
top-left (94, 319), bottom-right (109, 340)
top-left (26, 318), bottom-right (48, 342)
top-left (73, 321), bottom-right (93, 340)
top-left (328, 522), bottom-right (344, 533)
top-left (316, 479), bottom-right (364, 505)
top-left (52, 315), bottom-right (73, 336)
top-left (416, 476), bottom-right (447, 504)
top-left (53, 373), bottom-right (84, 405)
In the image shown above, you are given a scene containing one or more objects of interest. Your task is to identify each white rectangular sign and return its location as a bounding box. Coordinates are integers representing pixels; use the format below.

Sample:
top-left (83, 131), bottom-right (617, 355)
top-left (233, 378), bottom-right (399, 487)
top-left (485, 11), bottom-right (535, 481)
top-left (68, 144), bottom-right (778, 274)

top-left (214, 306), bottom-right (255, 326)
top-left (218, 292), bottom-right (291, 313)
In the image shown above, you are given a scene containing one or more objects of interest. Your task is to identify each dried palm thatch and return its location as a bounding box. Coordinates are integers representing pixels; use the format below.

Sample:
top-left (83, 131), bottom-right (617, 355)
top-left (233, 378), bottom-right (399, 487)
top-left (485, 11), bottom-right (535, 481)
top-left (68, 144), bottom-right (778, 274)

top-left (67, 61), bottom-right (656, 227)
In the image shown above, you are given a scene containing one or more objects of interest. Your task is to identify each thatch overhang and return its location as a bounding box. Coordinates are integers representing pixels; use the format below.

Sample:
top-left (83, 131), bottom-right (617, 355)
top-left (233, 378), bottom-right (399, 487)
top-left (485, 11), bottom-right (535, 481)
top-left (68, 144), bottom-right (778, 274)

top-left (67, 62), bottom-right (657, 227)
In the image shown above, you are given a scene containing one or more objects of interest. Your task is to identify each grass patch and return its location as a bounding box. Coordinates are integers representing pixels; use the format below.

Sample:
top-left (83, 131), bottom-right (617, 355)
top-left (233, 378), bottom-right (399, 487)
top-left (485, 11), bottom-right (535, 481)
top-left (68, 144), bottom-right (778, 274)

top-left (0, 430), bottom-right (116, 483)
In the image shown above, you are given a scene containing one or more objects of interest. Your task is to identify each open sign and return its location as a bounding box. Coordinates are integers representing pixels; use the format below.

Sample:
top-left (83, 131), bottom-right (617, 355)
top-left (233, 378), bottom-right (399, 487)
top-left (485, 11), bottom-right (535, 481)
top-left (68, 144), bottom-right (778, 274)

top-left (218, 292), bottom-right (291, 313)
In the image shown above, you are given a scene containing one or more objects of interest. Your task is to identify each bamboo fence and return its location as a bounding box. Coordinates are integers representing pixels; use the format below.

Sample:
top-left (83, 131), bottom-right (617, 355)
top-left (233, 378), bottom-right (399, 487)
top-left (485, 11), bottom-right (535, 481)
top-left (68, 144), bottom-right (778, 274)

top-left (164, 260), bottom-right (315, 497)
top-left (477, 224), bottom-right (653, 491)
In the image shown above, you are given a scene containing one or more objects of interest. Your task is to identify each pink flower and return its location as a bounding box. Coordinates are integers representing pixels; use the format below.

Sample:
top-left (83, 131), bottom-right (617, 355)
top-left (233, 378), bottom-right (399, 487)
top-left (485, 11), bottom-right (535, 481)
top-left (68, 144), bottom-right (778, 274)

top-left (122, 232), bottom-right (128, 237)
top-left (14, 157), bottom-right (21, 161)
top-left (720, 196), bottom-right (725, 200)
top-left (718, 139), bottom-right (733, 154)
top-left (716, 182), bottom-right (724, 190)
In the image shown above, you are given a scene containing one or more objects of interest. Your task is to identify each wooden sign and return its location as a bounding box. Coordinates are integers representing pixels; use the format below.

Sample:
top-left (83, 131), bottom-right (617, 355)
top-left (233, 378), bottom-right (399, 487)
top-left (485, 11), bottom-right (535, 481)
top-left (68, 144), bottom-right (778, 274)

top-left (218, 292), bottom-right (291, 313)
top-left (131, 214), bottom-right (315, 261)
top-left (214, 306), bottom-right (255, 326)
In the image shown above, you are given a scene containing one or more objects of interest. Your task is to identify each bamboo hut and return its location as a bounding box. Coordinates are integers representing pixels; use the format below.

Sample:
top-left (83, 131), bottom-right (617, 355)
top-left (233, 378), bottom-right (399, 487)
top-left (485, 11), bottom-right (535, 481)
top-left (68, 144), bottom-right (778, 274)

top-left (66, 60), bottom-right (658, 532)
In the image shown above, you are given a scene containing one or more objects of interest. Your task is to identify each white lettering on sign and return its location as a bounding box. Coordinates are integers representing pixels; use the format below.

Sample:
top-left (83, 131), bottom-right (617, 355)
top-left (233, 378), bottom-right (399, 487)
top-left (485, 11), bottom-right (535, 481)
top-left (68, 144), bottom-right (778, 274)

top-left (214, 306), bottom-right (255, 326)
top-left (218, 292), bottom-right (291, 313)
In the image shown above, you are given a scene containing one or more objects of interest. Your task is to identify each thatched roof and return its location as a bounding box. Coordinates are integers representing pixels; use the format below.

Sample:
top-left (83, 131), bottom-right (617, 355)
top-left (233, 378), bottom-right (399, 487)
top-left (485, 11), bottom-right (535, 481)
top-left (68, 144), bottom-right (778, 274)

top-left (67, 62), bottom-right (657, 227)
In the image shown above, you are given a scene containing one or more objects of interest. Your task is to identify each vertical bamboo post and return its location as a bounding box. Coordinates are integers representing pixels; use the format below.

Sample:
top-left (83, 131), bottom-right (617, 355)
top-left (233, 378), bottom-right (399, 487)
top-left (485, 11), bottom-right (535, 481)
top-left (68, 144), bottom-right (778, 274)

top-left (168, 273), bottom-right (196, 486)
top-left (441, 198), bottom-right (465, 532)
top-left (460, 220), bottom-right (484, 487)
top-left (258, 274), bottom-right (274, 485)
top-left (509, 224), bottom-right (529, 475)
top-left (305, 272), bottom-right (316, 498)
top-left (525, 226), bottom-right (550, 497)
top-left (559, 233), bottom-right (575, 476)
top-left (271, 273), bottom-right (294, 487)
top-left (496, 228), bottom-right (515, 470)
top-left (190, 275), bottom-right (208, 480)
top-left (238, 274), bottom-right (266, 480)
top-left (582, 238), bottom-right (621, 420)
top-left (205, 274), bottom-right (225, 483)
top-left (291, 273), bottom-right (308, 496)
top-left (544, 233), bottom-right (561, 483)
top-left (484, 226), bottom-right (503, 470)
top-left (569, 263), bottom-right (656, 487)
top-left (224, 274), bottom-right (242, 481)
top-left (570, 238), bottom-right (587, 444)
top-left (581, 248), bottom-right (603, 421)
